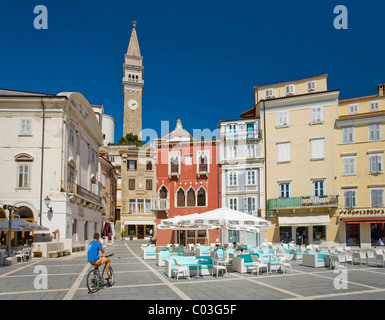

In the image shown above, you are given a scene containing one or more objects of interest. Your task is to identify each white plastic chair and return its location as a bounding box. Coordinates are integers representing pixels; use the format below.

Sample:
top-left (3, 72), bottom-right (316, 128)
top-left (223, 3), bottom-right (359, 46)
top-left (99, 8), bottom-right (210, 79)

top-left (173, 259), bottom-right (190, 280)
top-left (14, 250), bottom-right (25, 262)
top-left (353, 250), bottom-right (366, 265)
top-left (366, 250), bottom-right (376, 266)
top-left (277, 256), bottom-right (293, 274)
top-left (344, 251), bottom-right (353, 267)
top-left (331, 255), bottom-right (343, 269)
top-left (375, 254), bottom-right (385, 268)
top-left (251, 255), bottom-right (268, 276)
top-left (212, 258), bottom-right (228, 278)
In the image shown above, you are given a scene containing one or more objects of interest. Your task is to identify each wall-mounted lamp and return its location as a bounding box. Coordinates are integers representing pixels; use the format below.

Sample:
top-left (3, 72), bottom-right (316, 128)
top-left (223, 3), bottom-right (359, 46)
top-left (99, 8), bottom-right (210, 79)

top-left (44, 196), bottom-right (53, 213)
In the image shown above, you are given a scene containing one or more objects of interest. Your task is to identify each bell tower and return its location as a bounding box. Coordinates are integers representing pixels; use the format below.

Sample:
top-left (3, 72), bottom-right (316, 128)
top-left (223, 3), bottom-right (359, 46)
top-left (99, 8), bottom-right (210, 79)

top-left (123, 20), bottom-right (143, 138)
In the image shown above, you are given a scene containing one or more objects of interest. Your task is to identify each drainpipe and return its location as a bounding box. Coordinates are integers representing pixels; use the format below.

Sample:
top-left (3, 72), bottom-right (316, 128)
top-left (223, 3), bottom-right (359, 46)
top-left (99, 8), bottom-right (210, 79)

top-left (263, 101), bottom-right (267, 219)
top-left (39, 98), bottom-right (46, 226)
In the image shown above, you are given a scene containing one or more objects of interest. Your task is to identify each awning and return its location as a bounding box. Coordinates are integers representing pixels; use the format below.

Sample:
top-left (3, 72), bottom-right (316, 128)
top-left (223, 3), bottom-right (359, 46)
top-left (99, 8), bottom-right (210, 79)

top-left (278, 213), bottom-right (331, 227)
top-left (123, 220), bottom-right (155, 225)
top-left (341, 217), bottom-right (385, 224)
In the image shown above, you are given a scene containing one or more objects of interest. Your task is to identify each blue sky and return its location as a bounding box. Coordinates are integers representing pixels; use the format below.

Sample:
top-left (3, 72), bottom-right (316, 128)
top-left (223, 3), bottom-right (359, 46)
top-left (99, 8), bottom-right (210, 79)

top-left (1, 0), bottom-right (384, 142)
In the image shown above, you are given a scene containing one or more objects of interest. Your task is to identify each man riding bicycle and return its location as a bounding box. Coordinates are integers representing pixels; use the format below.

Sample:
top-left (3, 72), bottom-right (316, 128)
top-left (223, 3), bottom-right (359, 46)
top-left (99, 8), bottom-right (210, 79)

top-left (87, 233), bottom-right (111, 279)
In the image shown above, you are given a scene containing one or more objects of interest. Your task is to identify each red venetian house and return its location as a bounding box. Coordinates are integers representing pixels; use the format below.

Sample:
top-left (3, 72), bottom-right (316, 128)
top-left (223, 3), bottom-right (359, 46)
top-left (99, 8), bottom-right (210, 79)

top-left (152, 119), bottom-right (221, 246)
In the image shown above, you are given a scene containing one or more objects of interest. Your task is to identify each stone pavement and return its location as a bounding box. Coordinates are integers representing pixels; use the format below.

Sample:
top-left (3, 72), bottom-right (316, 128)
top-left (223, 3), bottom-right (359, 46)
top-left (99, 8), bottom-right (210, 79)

top-left (1, 240), bottom-right (385, 301)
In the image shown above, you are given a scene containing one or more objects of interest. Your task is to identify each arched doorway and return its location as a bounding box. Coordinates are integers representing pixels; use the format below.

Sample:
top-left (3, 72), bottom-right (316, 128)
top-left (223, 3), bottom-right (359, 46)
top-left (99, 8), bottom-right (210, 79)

top-left (13, 206), bottom-right (34, 246)
top-left (0, 208), bottom-right (6, 246)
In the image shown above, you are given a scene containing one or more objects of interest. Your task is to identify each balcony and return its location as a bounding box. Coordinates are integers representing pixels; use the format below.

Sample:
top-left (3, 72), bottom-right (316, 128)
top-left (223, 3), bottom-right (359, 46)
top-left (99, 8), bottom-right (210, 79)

top-left (224, 130), bottom-right (261, 141)
top-left (62, 181), bottom-right (103, 210)
top-left (151, 199), bottom-right (170, 212)
top-left (267, 195), bottom-right (338, 210)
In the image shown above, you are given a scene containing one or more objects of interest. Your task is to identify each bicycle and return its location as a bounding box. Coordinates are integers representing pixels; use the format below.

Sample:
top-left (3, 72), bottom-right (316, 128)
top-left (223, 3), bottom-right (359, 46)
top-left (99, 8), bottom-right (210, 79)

top-left (87, 253), bottom-right (115, 294)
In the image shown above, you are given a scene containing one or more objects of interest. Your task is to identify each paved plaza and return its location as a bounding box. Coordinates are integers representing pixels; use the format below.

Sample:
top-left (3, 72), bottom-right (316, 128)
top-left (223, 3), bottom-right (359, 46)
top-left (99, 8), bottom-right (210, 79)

top-left (1, 240), bottom-right (385, 301)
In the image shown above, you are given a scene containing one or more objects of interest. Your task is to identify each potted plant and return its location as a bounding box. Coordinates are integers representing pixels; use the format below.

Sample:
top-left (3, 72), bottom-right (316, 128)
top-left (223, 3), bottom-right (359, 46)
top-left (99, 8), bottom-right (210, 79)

top-left (120, 230), bottom-right (125, 240)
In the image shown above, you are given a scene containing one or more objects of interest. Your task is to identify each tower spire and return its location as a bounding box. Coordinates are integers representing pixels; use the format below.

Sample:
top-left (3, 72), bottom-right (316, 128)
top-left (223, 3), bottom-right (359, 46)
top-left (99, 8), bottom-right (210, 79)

top-left (127, 20), bottom-right (141, 57)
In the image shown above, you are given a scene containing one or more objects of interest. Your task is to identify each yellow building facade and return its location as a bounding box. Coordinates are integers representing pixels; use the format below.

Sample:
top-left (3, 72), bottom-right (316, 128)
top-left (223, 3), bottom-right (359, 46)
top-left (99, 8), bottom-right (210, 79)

top-left (336, 84), bottom-right (385, 248)
top-left (255, 74), bottom-right (341, 244)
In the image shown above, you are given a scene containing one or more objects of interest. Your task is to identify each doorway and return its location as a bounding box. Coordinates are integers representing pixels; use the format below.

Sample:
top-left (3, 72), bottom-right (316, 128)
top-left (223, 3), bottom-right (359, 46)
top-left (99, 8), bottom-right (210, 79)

top-left (296, 227), bottom-right (309, 245)
top-left (137, 225), bottom-right (144, 239)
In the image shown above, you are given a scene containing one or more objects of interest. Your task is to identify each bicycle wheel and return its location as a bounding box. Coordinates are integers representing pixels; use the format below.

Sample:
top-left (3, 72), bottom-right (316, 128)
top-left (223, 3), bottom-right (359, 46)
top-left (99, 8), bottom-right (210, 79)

top-left (106, 266), bottom-right (115, 286)
top-left (87, 269), bottom-right (100, 293)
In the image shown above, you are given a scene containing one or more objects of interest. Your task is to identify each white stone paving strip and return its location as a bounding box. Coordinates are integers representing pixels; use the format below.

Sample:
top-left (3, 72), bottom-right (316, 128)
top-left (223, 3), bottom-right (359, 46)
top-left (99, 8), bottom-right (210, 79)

top-left (231, 272), bottom-right (306, 299)
top-left (0, 260), bottom-right (41, 279)
top-left (62, 262), bottom-right (90, 300)
top-left (124, 243), bottom-right (191, 300)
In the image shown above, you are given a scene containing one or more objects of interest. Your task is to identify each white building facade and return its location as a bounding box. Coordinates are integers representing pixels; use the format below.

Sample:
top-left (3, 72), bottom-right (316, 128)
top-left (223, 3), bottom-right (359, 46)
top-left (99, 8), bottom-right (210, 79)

top-left (0, 90), bottom-right (104, 248)
top-left (218, 117), bottom-right (265, 245)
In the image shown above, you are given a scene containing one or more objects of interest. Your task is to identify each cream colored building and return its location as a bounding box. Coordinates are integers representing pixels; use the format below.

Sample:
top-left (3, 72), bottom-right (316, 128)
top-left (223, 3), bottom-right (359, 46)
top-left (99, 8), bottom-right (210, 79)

top-left (336, 84), bottom-right (385, 248)
top-left (0, 89), bottom-right (104, 250)
top-left (250, 74), bottom-right (340, 244)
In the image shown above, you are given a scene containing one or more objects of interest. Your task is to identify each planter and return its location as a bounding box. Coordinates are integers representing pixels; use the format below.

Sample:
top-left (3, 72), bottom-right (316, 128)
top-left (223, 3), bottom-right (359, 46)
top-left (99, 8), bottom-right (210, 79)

top-left (33, 251), bottom-right (42, 258)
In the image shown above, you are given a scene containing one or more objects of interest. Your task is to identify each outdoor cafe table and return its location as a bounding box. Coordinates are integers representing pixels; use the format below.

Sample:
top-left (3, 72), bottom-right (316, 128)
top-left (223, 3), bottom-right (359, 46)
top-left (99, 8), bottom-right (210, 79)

top-left (193, 258), bottom-right (206, 279)
top-left (264, 255), bottom-right (275, 275)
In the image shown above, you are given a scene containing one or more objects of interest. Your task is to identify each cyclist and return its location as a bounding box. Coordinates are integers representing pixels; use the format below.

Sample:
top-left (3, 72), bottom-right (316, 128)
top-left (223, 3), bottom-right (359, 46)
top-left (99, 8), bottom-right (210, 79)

top-left (87, 233), bottom-right (111, 280)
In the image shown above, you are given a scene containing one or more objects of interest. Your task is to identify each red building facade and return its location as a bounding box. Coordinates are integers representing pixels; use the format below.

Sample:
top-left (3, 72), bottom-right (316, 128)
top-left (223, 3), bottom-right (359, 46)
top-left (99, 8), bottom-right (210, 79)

top-left (152, 120), bottom-right (221, 246)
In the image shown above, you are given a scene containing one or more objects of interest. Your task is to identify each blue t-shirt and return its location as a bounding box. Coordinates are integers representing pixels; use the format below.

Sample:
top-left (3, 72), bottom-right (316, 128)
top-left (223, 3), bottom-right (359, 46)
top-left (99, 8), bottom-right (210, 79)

top-left (87, 240), bottom-right (102, 262)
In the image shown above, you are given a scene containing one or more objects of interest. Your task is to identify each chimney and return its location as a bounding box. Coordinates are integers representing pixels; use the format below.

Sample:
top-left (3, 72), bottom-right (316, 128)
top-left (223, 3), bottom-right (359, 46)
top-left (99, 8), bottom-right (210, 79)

top-left (378, 84), bottom-right (385, 96)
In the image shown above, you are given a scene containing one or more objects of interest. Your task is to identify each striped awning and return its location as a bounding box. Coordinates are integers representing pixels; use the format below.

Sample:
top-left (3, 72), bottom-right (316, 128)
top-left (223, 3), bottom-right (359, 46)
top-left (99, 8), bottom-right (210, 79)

top-left (123, 220), bottom-right (155, 225)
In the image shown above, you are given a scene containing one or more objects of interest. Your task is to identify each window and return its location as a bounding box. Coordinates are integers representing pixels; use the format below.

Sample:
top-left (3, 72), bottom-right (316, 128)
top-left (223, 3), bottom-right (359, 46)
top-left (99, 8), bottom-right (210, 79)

top-left (146, 161), bottom-right (152, 171)
top-left (68, 167), bottom-right (76, 183)
top-left (313, 180), bottom-right (325, 196)
top-left (277, 142), bottom-right (290, 162)
top-left (170, 157), bottom-right (179, 174)
top-left (371, 189), bottom-right (384, 207)
top-left (146, 179), bottom-right (152, 191)
top-left (117, 190), bottom-right (121, 200)
top-left (245, 197), bottom-right (256, 214)
top-left (128, 160), bottom-right (137, 170)
top-left (313, 226), bottom-right (326, 241)
top-left (369, 123), bottom-right (381, 141)
top-left (307, 81), bottom-right (316, 92)
top-left (20, 119), bottom-right (32, 135)
top-left (229, 198), bottom-right (237, 210)
top-left (177, 188), bottom-right (185, 207)
top-left (344, 190), bottom-right (357, 208)
top-left (187, 188), bottom-right (196, 207)
top-left (199, 155), bottom-right (208, 172)
top-left (247, 171), bottom-right (256, 185)
top-left (246, 123), bottom-right (255, 138)
top-left (228, 145), bottom-right (237, 158)
top-left (228, 124), bottom-right (237, 133)
top-left (129, 199), bottom-right (136, 213)
top-left (279, 183), bottom-right (290, 198)
top-left (370, 101), bottom-right (380, 111)
top-left (277, 111), bottom-right (289, 127)
top-left (102, 173), bottom-right (106, 187)
top-left (185, 154), bottom-right (192, 166)
top-left (349, 104), bottom-right (359, 114)
top-left (246, 144), bottom-right (256, 158)
top-left (17, 164), bottom-right (30, 188)
top-left (197, 188), bottom-right (206, 206)
top-left (69, 127), bottom-right (75, 144)
top-left (229, 172), bottom-right (237, 186)
top-left (265, 88), bottom-right (274, 99)
top-left (370, 154), bottom-right (383, 174)
top-left (343, 156), bottom-right (356, 175)
top-left (129, 178), bottom-right (135, 190)
top-left (342, 126), bottom-right (354, 144)
top-left (285, 84), bottom-right (294, 95)
top-left (310, 107), bottom-right (323, 124)
top-left (311, 138), bottom-right (325, 160)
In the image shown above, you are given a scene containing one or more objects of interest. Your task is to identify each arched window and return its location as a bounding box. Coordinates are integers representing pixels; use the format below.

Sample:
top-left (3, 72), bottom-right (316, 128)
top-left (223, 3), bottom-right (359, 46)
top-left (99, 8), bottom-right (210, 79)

top-left (159, 186), bottom-right (168, 199)
top-left (187, 188), bottom-right (196, 207)
top-left (197, 187), bottom-right (206, 207)
top-left (176, 188), bottom-right (185, 207)
top-left (170, 157), bottom-right (179, 174)
top-left (17, 206), bottom-right (34, 221)
top-left (0, 208), bottom-right (6, 220)
top-left (199, 155), bottom-right (208, 172)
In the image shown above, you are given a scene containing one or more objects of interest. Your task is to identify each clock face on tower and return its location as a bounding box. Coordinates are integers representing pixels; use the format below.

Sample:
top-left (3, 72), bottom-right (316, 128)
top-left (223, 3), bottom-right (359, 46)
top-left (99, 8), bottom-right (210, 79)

top-left (128, 99), bottom-right (138, 110)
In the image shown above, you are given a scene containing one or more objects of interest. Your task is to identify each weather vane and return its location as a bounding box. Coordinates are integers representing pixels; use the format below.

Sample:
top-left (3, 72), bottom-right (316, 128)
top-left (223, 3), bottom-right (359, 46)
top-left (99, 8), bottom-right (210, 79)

top-left (132, 20), bottom-right (137, 28)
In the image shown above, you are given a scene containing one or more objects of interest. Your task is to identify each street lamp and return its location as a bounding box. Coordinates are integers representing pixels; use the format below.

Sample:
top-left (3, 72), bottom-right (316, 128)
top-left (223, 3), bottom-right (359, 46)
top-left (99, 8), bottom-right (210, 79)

top-left (44, 196), bottom-right (53, 213)
top-left (2, 205), bottom-right (18, 256)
